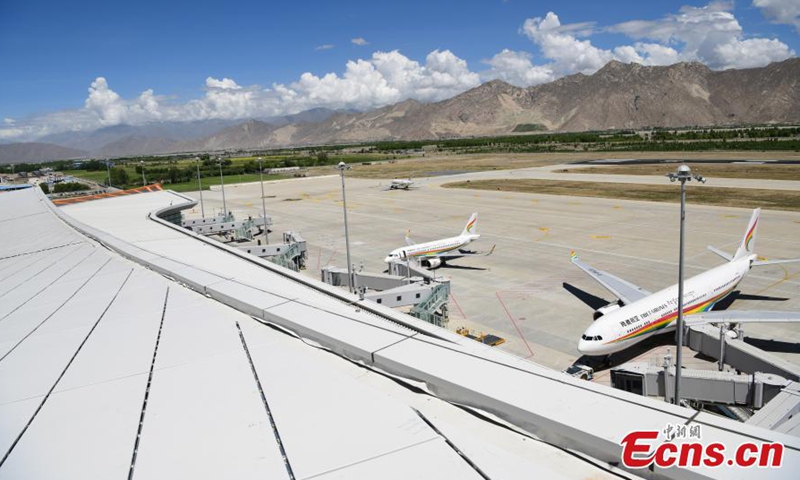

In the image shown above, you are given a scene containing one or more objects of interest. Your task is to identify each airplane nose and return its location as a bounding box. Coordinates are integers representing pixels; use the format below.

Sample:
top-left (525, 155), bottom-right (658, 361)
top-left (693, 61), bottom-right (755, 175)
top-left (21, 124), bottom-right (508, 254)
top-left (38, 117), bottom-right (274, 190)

top-left (383, 256), bottom-right (393, 263)
top-left (578, 338), bottom-right (603, 356)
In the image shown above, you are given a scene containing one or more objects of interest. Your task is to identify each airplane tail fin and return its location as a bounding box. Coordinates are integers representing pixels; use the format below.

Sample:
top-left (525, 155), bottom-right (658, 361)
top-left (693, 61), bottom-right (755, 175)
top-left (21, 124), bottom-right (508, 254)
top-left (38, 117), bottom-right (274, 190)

top-left (461, 212), bottom-right (478, 236)
top-left (733, 208), bottom-right (760, 260)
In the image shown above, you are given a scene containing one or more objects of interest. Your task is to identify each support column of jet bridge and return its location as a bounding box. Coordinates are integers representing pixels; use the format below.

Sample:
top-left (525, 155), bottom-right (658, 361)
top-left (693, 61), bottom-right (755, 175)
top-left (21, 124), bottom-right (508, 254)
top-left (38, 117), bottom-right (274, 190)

top-left (321, 263), bottom-right (450, 327)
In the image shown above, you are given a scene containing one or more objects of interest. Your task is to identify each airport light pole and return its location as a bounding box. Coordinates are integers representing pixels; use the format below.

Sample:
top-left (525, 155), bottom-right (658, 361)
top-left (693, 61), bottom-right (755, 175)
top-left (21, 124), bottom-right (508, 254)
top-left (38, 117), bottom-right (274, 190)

top-left (218, 157), bottom-right (228, 217)
top-left (336, 162), bottom-right (355, 293)
top-left (195, 157), bottom-right (205, 218)
top-left (140, 161), bottom-right (146, 186)
top-left (258, 157), bottom-right (268, 244)
top-left (105, 159), bottom-right (111, 187)
top-left (666, 164), bottom-right (706, 406)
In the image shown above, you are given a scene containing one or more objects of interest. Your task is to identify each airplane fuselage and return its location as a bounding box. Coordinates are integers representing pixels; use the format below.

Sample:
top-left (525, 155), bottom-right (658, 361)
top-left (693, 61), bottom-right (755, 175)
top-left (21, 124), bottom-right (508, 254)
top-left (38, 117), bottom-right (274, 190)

top-left (385, 234), bottom-right (479, 262)
top-left (578, 256), bottom-right (754, 355)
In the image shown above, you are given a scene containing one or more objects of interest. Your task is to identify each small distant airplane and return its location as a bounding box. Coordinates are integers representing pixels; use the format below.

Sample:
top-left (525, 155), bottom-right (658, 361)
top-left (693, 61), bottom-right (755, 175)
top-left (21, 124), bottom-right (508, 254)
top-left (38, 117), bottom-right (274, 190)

top-left (384, 212), bottom-right (495, 269)
top-left (572, 209), bottom-right (800, 356)
top-left (387, 178), bottom-right (415, 190)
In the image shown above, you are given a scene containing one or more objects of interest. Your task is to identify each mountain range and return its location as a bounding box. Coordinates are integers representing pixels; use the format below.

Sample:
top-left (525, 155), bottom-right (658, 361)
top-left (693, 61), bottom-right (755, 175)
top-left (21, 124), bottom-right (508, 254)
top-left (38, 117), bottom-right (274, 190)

top-left (2, 59), bottom-right (798, 164)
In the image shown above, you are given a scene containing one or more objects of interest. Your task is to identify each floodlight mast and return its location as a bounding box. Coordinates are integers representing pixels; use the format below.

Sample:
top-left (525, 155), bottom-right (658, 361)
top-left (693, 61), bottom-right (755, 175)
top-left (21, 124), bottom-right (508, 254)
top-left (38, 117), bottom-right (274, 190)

top-left (217, 157), bottom-right (227, 217)
top-left (195, 157), bottom-right (205, 218)
top-left (258, 157), bottom-right (268, 244)
top-left (336, 162), bottom-right (355, 293)
top-left (665, 164), bottom-right (706, 406)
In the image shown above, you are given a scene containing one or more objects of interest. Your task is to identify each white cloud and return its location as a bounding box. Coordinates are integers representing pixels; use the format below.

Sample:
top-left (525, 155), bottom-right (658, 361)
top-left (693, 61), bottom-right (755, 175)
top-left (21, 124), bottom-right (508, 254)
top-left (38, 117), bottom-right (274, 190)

top-left (753, 0), bottom-right (800, 32)
top-left (481, 49), bottom-right (554, 86)
top-left (608, 1), bottom-right (794, 69)
top-left (0, 2), bottom-right (795, 141)
top-left (315, 44), bottom-right (335, 51)
top-left (278, 50), bottom-right (480, 112)
top-left (522, 12), bottom-right (614, 75)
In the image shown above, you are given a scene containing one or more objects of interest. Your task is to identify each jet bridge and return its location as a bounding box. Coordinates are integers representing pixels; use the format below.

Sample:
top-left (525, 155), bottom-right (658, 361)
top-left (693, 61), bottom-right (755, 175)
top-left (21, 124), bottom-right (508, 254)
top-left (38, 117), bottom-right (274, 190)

top-left (184, 214), bottom-right (272, 238)
top-left (321, 265), bottom-right (450, 326)
top-left (611, 362), bottom-right (787, 409)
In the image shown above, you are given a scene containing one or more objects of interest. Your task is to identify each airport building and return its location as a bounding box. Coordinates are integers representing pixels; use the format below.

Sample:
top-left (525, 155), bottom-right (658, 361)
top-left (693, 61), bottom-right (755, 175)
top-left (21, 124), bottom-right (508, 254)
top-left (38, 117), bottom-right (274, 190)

top-left (0, 181), bottom-right (798, 479)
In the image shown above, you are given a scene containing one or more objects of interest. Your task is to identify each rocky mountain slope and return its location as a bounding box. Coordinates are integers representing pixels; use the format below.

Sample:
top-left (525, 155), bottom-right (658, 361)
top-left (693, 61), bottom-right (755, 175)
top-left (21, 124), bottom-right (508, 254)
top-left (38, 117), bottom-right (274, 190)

top-left (187, 59), bottom-right (799, 151)
top-left (0, 143), bottom-right (88, 165)
top-left (8, 59), bottom-right (799, 161)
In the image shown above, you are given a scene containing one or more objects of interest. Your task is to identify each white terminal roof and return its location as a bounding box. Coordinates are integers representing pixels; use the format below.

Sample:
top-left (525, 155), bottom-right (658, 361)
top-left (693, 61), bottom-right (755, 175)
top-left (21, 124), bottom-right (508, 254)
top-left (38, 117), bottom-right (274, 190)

top-left (0, 187), bottom-right (798, 479)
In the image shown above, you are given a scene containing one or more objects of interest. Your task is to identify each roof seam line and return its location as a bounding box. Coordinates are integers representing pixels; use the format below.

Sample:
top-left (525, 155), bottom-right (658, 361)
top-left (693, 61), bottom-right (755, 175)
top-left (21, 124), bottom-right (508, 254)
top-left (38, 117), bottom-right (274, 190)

top-left (413, 409), bottom-right (492, 480)
top-left (0, 268), bottom-right (134, 470)
top-left (0, 243), bottom-right (94, 303)
top-left (0, 240), bottom-right (84, 261)
top-left (0, 256), bottom-right (112, 364)
top-left (127, 286), bottom-right (169, 480)
top-left (236, 320), bottom-right (296, 480)
top-left (301, 436), bottom-right (442, 480)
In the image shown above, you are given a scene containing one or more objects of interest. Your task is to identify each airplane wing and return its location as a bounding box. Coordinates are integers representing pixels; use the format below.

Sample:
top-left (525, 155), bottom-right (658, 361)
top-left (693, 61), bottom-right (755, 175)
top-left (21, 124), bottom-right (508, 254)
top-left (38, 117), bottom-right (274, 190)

top-left (569, 251), bottom-right (651, 305)
top-left (685, 310), bottom-right (800, 326)
top-left (438, 245), bottom-right (496, 260)
top-left (753, 258), bottom-right (800, 266)
top-left (428, 245), bottom-right (496, 262)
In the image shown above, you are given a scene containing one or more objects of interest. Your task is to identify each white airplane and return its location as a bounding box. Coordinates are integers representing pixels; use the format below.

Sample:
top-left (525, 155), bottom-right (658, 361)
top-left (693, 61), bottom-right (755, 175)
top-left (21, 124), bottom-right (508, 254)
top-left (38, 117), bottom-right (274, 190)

top-left (573, 209), bottom-right (800, 356)
top-left (384, 213), bottom-right (495, 268)
top-left (388, 178), bottom-right (415, 190)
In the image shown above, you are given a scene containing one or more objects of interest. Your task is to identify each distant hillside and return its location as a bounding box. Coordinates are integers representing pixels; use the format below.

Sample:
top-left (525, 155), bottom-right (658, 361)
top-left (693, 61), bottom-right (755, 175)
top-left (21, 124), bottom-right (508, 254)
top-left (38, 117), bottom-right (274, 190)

top-left (292, 58), bottom-right (800, 144)
top-left (0, 143), bottom-right (88, 164)
top-left (11, 59), bottom-right (800, 157)
top-left (178, 59), bottom-right (800, 151)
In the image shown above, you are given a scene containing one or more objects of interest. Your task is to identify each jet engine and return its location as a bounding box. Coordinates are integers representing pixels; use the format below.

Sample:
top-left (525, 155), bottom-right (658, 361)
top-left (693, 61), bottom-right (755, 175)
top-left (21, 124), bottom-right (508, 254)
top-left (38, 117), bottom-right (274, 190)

top-left (423, 258), bottom-right (443, 269)
top-left (593, 302), bottom-right (622, 320)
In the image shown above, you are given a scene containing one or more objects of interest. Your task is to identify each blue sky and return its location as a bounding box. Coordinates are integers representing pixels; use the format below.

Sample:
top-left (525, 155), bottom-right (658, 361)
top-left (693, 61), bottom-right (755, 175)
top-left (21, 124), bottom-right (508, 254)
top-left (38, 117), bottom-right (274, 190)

top-left (1, 0), bottom-right (797, 140)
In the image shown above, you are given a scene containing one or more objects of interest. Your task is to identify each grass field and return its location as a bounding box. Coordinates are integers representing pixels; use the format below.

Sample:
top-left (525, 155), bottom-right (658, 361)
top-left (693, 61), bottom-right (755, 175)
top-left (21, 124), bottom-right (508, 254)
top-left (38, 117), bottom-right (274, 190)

top-left (346, 151), bottom-right (800, 179)
top-left (63, 168), bottom-right (291, 193)
top-left (443, 179), bottom-right (800, 212)
top-left (558, 163), bottom-right (800, 181)
top-left (347, 154), bottom-right (564, 179)
top-left (166, 173), bottom-right (287, 192)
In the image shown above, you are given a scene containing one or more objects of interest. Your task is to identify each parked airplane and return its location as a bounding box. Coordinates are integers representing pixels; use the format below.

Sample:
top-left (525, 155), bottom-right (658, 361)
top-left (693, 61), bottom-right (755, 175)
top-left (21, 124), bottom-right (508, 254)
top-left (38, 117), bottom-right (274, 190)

top-left (572, 209), bottom-right (800, 356)
top-left (389, 178), bottom-right (415, 190)
top-left (384, 213), bottom-right (495, 268)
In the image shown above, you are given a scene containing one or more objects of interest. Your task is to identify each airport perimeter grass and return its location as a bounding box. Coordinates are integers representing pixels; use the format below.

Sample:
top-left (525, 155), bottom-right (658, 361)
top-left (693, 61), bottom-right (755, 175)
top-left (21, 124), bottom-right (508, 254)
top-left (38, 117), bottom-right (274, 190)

top-left (558, 163), bottom-right (800, 181)
top-left (443, 179), bottom-right (800, 212)
top-left (64, 169), bottom-right (290, 193)
top-left (165, 173), bottom-right (287, 192)
top-left (347, 154), bottom-right (569, 179)
top-left (347, 151), bottom-right (800, 180)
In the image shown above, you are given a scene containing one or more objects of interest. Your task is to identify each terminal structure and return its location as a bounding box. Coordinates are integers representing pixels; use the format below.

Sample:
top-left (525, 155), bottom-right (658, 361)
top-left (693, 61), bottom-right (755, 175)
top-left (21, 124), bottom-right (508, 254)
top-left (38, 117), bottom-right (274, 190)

top-left (0, 186), bottom-right (798, 479)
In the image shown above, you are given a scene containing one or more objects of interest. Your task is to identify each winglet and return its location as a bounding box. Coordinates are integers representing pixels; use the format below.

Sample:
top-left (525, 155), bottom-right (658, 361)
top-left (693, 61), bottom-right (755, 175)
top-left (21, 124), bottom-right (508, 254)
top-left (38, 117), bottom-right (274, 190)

top-left (570, 251), bottom-right (580, 263)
